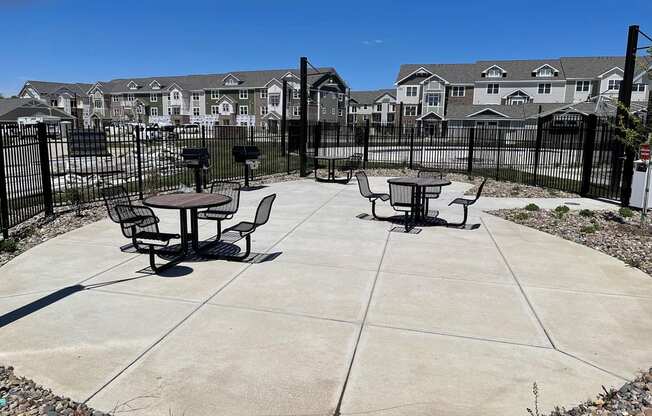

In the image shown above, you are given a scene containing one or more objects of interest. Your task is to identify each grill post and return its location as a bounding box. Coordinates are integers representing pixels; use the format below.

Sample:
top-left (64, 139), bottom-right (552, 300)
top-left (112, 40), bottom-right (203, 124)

top-left (37, 123), bottom-right (54, 216)
top-left (409, 126), bottom-right (414, 169)
top-left (580, 114), bottom-right (598, 197)
top-left (135, 125), bottom-right (144, 199)
top-left (0, 126), bottom-right (9, 239)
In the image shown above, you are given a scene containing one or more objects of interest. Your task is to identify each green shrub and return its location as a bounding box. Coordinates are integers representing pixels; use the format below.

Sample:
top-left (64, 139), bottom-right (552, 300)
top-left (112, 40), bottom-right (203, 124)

top-left (619, 207), bottom-right (634, 218)
top-left (514, 212), bottom-right (530, 221)
top-left (524, 203), bottom-right (540, 212)
top-left (579, 209), bottom-right (595, 218)
top-left (580, 224), bottom-right (600, 234)
top-left (0, 239), bottom-right (18, 253)
top-left (554, 205), bottom-right (570, 215)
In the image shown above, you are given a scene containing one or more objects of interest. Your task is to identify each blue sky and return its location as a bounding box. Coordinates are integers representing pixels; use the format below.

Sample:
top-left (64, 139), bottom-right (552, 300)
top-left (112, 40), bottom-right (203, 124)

top-left (1, 0), bottom-right (650, 96)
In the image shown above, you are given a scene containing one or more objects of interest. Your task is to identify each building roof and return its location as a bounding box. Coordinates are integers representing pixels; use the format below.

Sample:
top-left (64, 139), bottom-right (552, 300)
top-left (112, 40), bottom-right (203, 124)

top-left (85, 67), bottom-right (346, 94)
top-left (0, 98), bottom-right (74, 121)
top-left (23, 80), bottom-right (94, 97)
top-left (349, 89), bottom-right (396, 105)
top-left (397, 56), bottom-right (650, 85)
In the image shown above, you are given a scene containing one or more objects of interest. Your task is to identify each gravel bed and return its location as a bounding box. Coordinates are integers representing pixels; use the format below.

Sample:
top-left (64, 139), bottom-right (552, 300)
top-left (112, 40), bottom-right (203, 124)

top-left (0, 366), bottom-right (108, 415)
top-left (490, 206), bottom-right (652, 275)
top-left (534, 368), bottom-right (652, 416)
top-left (360, 167), bottom-right (579, 198)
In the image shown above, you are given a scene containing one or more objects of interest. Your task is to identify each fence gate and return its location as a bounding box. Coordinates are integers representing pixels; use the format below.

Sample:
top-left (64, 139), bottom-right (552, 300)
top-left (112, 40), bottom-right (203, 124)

top-left (0, 123), bottom-right (47, 238)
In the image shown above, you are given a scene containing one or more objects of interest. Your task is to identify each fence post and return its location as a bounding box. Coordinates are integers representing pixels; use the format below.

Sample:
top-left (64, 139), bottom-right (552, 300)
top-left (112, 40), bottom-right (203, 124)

top-left (281, 79), bottom-right (287, 157)
top-left (467, 126), bottom-right (475, 173)
top-left (135, 125), bottom-right (144, 200)
top-left (37, 123), bottom-right (54, 216)
top-left (409, 127), bottom-right (415, 169)
top-left (314, 122), bottom-right (321, 157)
top-left (580, 114), bottom-right (598, 197)
top-left (397, 103), bottom-right (404, 146)
top-left (0, 126), bottom-right (9, 239)
top-left (533, 116), bottom-right (544, 186)
top-left (363, 119), bottom-right (370, 168)
top-left (495, 128), bottom-right (501, 180)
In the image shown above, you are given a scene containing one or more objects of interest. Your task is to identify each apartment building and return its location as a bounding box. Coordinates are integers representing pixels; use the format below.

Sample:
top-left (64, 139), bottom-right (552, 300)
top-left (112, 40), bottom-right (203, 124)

top-left (394, 56), bottom-right (650, 126)
top-left (19, 68), bottom-right (349, 130)
top-left (348, 89), bottom-right (397, 124)
top-left (18, 81), bottom-right (93, 127)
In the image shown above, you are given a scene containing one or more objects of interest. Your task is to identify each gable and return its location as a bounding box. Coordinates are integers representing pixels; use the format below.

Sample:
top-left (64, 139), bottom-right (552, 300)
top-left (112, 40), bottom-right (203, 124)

top-left (127, 81), bottom-right (139, 90)
top-left (467, 108), bottom-right (509, 118)
top-left (149, 80), bottom-right (161, 90)
top-left (396, 67), bottom-right (434, 85)
top-left (598, 67), bottom-right (624, 78)
top-left (223, 74), bottom-right (241, 86)
top-left (481, 65), bottom-right (507, 78)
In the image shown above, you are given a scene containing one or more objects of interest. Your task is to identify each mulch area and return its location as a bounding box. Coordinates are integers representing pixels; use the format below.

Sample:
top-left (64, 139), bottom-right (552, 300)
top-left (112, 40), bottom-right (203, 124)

top-left (490, 207), bottom-right (652, 276)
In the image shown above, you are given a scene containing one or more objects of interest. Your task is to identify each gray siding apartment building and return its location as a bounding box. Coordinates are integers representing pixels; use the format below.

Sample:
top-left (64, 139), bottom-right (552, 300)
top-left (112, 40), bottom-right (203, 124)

top-left (19, 68), bottom-right (349, 130)
top-left (394, 56), bottom-right (650, 127)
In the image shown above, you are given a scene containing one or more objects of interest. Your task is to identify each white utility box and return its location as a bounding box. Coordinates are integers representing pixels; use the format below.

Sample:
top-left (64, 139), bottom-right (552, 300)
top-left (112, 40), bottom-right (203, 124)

top-left (630, 160), bottom-right (652, 209)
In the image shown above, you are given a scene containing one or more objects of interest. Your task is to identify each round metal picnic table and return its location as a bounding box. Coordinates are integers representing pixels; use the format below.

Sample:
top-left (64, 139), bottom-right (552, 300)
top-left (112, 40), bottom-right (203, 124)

top-left (144, 193), bottom-right (232, 253)
top-left (387, 177), bottom-right (452, 222)
top-left (313, 155), bottom-right (351, 183)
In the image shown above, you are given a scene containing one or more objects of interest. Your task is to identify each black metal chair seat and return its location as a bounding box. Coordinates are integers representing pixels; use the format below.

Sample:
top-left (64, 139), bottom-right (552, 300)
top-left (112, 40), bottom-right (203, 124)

top-left (100, 185), bottom-right (160, 242)
top-left (355, 171), bottom-right (390, 220)
top-left (198, 181), bottom-right (241, 240)
top-left (209, 194), bottom-right (276, 261)
top-left (447, 178), bottom-right (487, 227)
top-left (449, 197), bottom-right (474, 206)
top-left (389, 182), bottom-right (417, 231)
top-left (134, 231), bottom-right (181, 244)
top-left (418, 169), bottom-right (444, 208)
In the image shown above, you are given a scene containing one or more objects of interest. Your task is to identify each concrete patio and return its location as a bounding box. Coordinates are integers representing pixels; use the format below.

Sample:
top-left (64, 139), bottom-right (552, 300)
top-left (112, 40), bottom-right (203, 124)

top-left (1, 177), bottom-right (652, 416)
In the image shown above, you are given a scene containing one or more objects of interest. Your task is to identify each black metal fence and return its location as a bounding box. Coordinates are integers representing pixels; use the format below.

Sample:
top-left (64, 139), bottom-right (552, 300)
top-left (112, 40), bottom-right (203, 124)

top-left (0, 114), bottom-right (625, 238)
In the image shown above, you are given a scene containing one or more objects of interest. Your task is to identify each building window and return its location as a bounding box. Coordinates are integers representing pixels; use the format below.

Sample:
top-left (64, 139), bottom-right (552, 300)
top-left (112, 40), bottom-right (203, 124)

top-left (222, 103), bottom-right (230, 113)
top-left (451, 86), bottom-right (465, 97)
top-left (293, 89), bottom-right (300, 99)
top-left (150, 107), bottom-right (158, 116)
top-left (112, 96), bottom-right (120, 103)
top-left (537, 67), bottom-right (553, 77)
top-left (173, 91), bottom-right (180, 100)
top-left (269, 93), bottom-right (280, 107)
top-left (167, 107), bottom-right (172, 115)
top-left (192, 107), bottom-right (200, 116)
top-left (126, 93), bottom-right (135, 102)
top-left (404, 105), bottom-right (417, 116)
top-left (94, 99), bottom-right (103, 108)
top-left (321, 106), bottom-right (326, 114)
top-left (338, 93), bottom-right (344, 102)
top-left (113, 108), bottom-right (120, 116)
top-left (136, 106), bottom-right (144, 114)
top-left (350, 106), bottom-right (357, 113)
top-left (211, 105), bottom-right (219, 115)
top-left (192, 92), bottom-right (200, 101)
top-left (239, 105), bottom-right (248, 115)
top-left (376, 104), bottom-right (382, 112)
top-left (292, 106), bottom-right (300, 116)
top-left (225, 78), bottom-right (237, 86)
top-left (260, 106), bottom-right (268, 115)
top-left (331, 108), bottom-right (336, 115)
top-left (486, 83), bottom-right (499, 94)
top-left (390, 104), bottom-right (396, 112)
top-left (260, 90), bottom-right (268, 98)
top-left (338, 109), bottom-right (343, 116)
top-left (150, 94), bottom-right (158, 102)
top-left (576, 81), bottom-right (591, 92)
top-left (608, 80), bottom-right (621, 91)
top-left (406, 86), bottom-right (418, 97)
top-left (538, 83), bottom-right (552, 94)
top-left (239, 90), bottom-right (248, 99)
top-left (173, 107), bottom-right (180, 115)
top-left (425, 93), bottom-right (441, 107)
top-left (486, 68), bottom-right (502, 78)
top-left (634, 83), bottom-right (646, 92)
top-left (211, 90), bottom-right (219, 99)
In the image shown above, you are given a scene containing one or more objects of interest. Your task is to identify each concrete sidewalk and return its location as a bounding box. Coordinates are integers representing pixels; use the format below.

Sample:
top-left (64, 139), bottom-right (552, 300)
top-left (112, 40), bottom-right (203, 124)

top-left (0, 177), bottom-right (650, 416)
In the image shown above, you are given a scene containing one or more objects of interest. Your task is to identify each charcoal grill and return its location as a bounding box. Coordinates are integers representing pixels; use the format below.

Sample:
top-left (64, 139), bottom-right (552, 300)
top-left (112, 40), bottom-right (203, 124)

top-left (232, 145), bottom-right (260, 187)
top-left (181, 148), bottom-right (210, 192)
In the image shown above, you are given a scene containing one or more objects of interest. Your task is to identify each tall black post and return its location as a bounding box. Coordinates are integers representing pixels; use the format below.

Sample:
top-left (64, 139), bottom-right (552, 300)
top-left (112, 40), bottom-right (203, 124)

top-left (618, 25), bottom-right (639, 207)
top-left (0, 126), bottom-right (9, 239)
top-left (281, 79), bottom-right (287, 156)
top-left (134, 124), bottom-right (144, 199)
top-left (397, 102), bottom-right (404, 146)
top-left (299, 57), bottom-right (308, 177)
top-left (363, 119), bottom-right (370, 168)
top-left (37, 123), bottom-right (54, 216)
top-left (581, 115), bottom-right (598, 197)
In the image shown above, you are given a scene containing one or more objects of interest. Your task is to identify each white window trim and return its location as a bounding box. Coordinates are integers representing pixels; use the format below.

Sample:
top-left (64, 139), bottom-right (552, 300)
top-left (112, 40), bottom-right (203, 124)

top-left (150, 94), bottom-right (158, 102)
top-left (211, 90), bottom-right (219, 99)
top-left (192, 107), bottom-right (200, 116)
top-left (239, 105), bottom-right (248, 115)
top-left (451, 86), bottom-right (465, 97)
top-left (239, 90), bottom-right (248, 99)
top-left (292, 90), bottom-right (300, 99)
top-left (486, 84), bottom-right (499, 94)
top-left (576, 81), bottom-right (591, 92)
top-left (292, 106), bottom-right (300, 116)
top-left (112, 95), bottom-right (120, 102)
top-left (260, 106), bottom-right (268, 115)
top-left (404, 105), bottom-right (417, 116)
top-left (538, 83), bottom-right (552, 94)
top-left (406, 86), bottom-right (418, 97)
top-left (150, 107), bottom-right (158, 116)
top-left (260, 90), bottom-right (268, 98)
top-left (192, 92), bottom-right (200, 101)
top-left (211, 105), bottom-right (219, 115)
